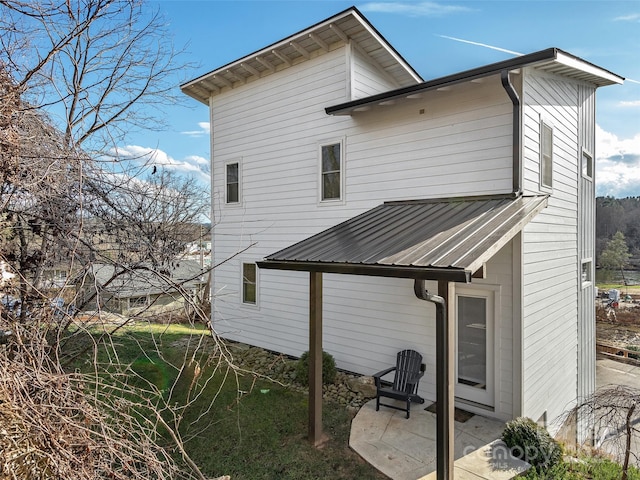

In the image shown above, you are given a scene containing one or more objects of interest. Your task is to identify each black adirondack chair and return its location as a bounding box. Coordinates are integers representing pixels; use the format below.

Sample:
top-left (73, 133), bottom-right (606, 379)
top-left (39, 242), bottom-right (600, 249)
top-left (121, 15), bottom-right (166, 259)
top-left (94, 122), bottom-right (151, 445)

top-left (373, 349), bottom-right (425, 419)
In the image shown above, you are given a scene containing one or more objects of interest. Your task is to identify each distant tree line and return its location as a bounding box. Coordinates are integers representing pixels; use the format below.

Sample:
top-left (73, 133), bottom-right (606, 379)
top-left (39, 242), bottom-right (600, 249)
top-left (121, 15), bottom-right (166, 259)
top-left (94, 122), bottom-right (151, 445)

top-left (596, 197), bottom-right (640, 269)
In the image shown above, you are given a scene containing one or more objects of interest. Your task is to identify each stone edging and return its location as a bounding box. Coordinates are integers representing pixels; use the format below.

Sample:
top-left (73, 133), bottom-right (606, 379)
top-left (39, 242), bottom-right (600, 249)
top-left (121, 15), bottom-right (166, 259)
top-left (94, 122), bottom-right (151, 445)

top-left (224, 341), bottom-right (376, 414)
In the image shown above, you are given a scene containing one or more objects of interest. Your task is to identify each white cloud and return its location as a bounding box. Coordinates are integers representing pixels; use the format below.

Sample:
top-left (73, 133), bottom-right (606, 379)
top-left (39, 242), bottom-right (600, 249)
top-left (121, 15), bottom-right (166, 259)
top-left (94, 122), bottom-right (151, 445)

top-left (613, 13), bottom-right (640, 22)
top-left (110, 145), bottom-right (210, 182)
top-left (596, 125), bottom-right (640, 197)
top-left (360, 2), bottom-right (473, 17)
top-left (620, 100), bottom-right (640, 107)
top-left (181, 122), bottom-right (211, 137)
top-left (185, 154), bottom-right (209, 166)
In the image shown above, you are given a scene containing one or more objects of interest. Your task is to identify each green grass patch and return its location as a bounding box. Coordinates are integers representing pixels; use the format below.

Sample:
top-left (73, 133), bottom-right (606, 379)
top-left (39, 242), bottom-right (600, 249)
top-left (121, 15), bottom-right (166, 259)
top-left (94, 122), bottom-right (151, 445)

top-left (70, 323), bottom-right (386, 480)
top-left (520, 456), bottom-right (640, 479)
top-left (597, 283), bottom-right (640, 293)
top-left (118, 322), bottom-right (209, 337)
top-left (177, 376), bottom-right (382, 480)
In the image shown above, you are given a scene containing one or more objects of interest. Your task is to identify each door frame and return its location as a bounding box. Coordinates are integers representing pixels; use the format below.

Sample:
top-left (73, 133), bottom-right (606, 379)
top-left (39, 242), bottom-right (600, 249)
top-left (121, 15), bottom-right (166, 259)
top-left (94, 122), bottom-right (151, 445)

top-left (451, 283), bottom-right (500, 408)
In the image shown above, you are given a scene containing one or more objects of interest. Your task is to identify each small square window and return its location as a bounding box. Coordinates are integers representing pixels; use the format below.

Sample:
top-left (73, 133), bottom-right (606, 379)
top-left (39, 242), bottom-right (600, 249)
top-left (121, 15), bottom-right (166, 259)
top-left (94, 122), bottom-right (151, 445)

top-left (581, 260), bottom-right (592, 285)
top-left (321, 143), bottom-right (341, 201)
top-left (129, 296), bottom-right (148, 308)
top-left (226, 162), bottom-right (240, 204)
top-left (242, 263), bottom-right (257, 305)
top-left (582, 150), bottom-right (593, 180)
top-left (540, 122), bottom-right (553, 189)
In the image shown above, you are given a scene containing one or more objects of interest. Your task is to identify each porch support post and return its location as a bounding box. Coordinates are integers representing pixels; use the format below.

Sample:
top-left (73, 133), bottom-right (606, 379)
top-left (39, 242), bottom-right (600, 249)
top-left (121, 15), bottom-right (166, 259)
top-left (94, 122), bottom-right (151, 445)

top-left (414, 279), bottom-right (454, 480)
top-left (436, 280), bottom-right (454, 480)
top-left (309, 271), bottom-right (325, 446)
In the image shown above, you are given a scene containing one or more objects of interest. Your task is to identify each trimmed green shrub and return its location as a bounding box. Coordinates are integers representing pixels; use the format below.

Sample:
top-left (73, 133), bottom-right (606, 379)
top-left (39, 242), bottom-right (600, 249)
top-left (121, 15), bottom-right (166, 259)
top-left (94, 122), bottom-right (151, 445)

top-left (501, 417), bottom-right (562, 470)
top-left (295, 350), bottom-right (337, 386)
top-left (627, 345), bottom-right (640, 360)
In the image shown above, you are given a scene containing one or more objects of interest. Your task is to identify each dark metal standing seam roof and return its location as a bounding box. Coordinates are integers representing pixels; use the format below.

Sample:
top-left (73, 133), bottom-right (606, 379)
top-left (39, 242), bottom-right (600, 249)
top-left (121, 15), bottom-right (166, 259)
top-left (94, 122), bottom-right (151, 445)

top-left (257, 195), bottom-right (548, 282)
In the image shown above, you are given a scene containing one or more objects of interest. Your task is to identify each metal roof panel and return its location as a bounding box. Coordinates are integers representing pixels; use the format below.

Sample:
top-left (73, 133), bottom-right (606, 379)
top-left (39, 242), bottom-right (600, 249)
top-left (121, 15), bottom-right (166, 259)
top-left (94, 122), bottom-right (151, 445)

top-left (259, 195), bottom-right (548, 281)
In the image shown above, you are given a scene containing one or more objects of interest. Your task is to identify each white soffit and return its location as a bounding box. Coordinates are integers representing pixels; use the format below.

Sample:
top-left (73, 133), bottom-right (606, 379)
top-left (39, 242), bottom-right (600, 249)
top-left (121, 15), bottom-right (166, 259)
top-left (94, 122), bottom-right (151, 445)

top-left (180, 8), bottom-right (422, 104)
top-left (535, 50), bottom-right (624, 86)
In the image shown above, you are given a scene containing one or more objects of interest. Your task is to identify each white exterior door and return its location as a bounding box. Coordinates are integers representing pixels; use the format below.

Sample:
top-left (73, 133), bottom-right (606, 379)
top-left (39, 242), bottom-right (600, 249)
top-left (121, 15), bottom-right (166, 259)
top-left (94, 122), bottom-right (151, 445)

top-left (454, 286), bottom-right (496, 407)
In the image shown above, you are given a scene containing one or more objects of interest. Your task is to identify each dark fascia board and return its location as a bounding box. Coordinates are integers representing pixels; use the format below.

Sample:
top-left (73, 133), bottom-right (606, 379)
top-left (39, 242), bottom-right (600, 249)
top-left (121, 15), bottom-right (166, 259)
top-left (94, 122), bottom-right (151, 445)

top-left (256, 260), bottom-right (471, 283)
top-left (180, 6), bottom-right (422, 92)
top-left (325, 47), bottom-right (623, 115)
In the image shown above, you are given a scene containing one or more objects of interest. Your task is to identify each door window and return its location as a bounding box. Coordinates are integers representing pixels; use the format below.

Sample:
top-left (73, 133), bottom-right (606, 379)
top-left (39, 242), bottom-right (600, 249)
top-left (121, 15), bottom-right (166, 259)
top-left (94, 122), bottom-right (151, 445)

top-left (455, 287), bottom-right (495, 407)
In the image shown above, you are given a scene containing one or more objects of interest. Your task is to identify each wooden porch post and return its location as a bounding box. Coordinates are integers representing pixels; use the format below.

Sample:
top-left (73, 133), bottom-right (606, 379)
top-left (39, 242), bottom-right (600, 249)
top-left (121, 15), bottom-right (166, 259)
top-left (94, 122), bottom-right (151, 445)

top-left (309, 271), bottom-right (324, 446)
top-left (436, 280), bottom-right (454, 480)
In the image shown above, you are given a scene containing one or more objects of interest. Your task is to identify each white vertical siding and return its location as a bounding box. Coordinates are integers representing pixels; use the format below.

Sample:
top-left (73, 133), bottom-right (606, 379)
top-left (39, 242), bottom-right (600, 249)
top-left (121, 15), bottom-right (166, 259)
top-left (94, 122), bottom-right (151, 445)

top-left (211, 47), bottom-right (352, 354)
top-left (209, 50), bottom-right (518, 418)
top-left (344, 78), bottom-right (514, 208)
top-left (521, 69), bottom-right (581, 427)
top-left (461, 242), bottom-right (515, 420)
top-left (576, 85), bottom-right (597, 442)
top-left (350, 42), bottom-right (402, 99)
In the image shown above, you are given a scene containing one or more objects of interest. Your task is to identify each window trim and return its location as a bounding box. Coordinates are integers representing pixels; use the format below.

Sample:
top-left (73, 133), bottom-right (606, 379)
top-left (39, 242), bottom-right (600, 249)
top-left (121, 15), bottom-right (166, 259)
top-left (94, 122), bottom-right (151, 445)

top-left (241, 261), bottom-right (258, 306)
top-left (581, 148), bottom-right (593, 181)
top-left (581, 258), bottom-right (593, 288)
top-left (318, 138), bottom-right (345, 204)
top-left (539, 119), bottom-right (553, 191)
top-left (129, 295), bottom-right (148, 309)
top-left (225, 159), bottom-right (242, 205)
top-left (452, 283), bottom-right (500, 408)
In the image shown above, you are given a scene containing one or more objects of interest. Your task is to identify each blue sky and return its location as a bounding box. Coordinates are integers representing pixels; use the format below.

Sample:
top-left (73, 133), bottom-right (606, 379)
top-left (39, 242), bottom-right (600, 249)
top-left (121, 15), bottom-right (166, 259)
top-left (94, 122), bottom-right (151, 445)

top-left (130, 0), bottom-right (640, 197)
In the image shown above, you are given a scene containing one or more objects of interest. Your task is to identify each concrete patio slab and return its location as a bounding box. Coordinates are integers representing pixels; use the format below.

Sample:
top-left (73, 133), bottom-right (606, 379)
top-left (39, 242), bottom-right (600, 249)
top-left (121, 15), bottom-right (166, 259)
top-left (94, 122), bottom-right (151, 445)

top-left (350, 399), bottom-right (529, 480)
top-left (419, 440), bottom-right (530, 479)
top-left (349, 356), bottom-right (640, 480)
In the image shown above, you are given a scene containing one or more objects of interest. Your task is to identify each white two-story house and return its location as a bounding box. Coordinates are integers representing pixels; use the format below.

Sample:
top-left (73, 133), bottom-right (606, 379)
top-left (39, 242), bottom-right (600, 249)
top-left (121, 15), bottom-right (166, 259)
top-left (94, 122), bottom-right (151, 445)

top-left (182, 7), bottom-right (622, 440)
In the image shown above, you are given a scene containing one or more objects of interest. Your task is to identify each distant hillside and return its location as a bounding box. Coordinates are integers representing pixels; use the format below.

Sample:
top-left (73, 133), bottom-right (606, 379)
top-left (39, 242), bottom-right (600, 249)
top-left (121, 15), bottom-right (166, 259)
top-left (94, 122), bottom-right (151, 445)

top-left (597, 197), bottom-right (640, 269)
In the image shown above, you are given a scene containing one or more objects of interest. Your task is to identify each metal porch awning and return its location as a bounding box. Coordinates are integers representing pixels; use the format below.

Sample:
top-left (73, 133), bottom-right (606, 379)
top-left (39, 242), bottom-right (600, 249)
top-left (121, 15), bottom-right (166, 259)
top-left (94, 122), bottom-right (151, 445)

top-left (258, 194), bottom-right (548, 280)
top-left (256, 193), bottom-right (547, 480)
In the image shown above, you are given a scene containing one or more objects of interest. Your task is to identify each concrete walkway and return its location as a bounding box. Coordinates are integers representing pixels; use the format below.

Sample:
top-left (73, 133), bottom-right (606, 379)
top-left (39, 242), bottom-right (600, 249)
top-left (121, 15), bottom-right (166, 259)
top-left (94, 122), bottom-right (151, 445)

top-left (594, 355), bottom-right (640, 461)
top-left (350, 356), bottom-right (640, 480)
top-left (350, 400), bottom-right (529, 480)
top-left (596, 355), bottom-right (640, 389)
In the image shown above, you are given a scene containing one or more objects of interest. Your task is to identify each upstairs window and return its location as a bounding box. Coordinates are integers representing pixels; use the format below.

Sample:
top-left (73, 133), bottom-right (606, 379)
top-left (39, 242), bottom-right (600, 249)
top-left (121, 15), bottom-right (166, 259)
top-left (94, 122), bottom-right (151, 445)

top-left (226, 161), bottom-right (240, 204)
top-left (582, 149), bottom-right (593, 180)
top-left (242, 262), bottom-right (257, 305)
top-left (540, 122), bottom-right (553, 189)
top-left (320, 142), bottom-right (342, 201)
top-left (581, 259), bottom-right (592, 286)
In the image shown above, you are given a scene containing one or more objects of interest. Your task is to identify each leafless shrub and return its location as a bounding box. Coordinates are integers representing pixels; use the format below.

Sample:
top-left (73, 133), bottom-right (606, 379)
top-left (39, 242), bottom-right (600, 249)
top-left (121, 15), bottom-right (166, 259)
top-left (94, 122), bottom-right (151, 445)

top-left (569, 385), bottom-right (640, 480)
top-left (0, 2), bottom-right (243, 477)
top-left (0, 287), bottom-right (239, 480)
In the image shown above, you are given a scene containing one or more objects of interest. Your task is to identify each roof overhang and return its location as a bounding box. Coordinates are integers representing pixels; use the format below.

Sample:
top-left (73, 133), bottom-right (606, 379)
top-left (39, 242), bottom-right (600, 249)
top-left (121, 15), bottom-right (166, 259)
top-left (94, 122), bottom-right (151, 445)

top-left (326, 48), bottom-right (624, 116)
top-left (258, 194), bottom-right (549, 283)
top-left (180, 7), bottom-right (422, 105)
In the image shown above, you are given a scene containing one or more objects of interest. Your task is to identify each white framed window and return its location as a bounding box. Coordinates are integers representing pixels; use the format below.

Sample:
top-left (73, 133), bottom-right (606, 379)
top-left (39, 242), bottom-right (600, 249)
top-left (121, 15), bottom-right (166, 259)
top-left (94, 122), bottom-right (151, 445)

top-left (52, 269), bottom-right (67, 281)
top-left (129, 296), bottom-right (148, 308)
top-left (540, 120), bottom-right (553, 190)
top-left (319, 139), bottom-right (344, 202)
top-left (453, 284), bottom-right (500, 408)
top-left (582, 148), bottom-right (593, 180)
top-left (581, 259), bottom-right (593, 286)
top-left (242, 262), bottom-right (257, 305)
top-left (225, 160), bottom-right (241, 204)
